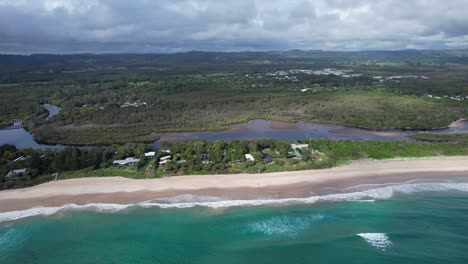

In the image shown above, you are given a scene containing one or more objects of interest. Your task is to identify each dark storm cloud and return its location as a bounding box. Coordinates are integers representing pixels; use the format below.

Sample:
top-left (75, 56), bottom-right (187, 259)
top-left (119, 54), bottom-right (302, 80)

top-left (0, 0), bottom-right (467, 54)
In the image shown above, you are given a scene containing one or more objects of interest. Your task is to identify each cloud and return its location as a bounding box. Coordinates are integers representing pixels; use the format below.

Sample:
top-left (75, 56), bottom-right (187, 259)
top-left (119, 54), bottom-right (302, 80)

top-left (0, 0), bottom-right (467, 53)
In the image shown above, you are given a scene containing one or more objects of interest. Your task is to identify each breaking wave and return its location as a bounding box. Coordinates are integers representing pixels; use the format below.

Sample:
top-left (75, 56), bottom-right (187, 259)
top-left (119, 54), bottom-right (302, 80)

top-left (0, 204), bottom-right (132, 222)
top-left (1, 182), bottom-right (468, 222)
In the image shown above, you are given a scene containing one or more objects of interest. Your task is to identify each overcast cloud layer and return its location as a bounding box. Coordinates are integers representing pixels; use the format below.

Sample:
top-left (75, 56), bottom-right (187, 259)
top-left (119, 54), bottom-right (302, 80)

top-left (1, 0), bottom-right (468, 54)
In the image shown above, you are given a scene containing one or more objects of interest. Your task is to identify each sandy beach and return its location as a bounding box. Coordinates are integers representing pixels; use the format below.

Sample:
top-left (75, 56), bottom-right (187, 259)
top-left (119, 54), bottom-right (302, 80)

top-left (1, 156), bottom-right (468, 212)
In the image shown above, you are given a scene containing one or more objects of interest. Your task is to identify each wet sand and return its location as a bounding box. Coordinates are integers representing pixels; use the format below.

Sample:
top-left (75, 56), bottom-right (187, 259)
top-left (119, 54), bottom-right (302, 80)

top-left (1, 156), bottom-right (468, 212)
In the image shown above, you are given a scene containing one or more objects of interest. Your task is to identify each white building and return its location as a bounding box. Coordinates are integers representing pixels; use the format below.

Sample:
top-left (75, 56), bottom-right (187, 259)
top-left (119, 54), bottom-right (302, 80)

top-left (113, 157), bottom-right (140, 166)
top-left (291, 143), bottom-right (309, 150)
top-left (160, 155), bottom-right (171, 161)
top-left (144, 151), bottom-right (156, 157)
top-left (244, 154), bottom-right (255, 162)
top-left (159, 159), bottom-right (170, 166)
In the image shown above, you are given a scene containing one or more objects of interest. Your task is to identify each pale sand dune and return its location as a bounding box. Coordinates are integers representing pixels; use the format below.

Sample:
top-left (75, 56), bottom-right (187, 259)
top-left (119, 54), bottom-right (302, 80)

top-left (0, 156), bottom-right (468, 212)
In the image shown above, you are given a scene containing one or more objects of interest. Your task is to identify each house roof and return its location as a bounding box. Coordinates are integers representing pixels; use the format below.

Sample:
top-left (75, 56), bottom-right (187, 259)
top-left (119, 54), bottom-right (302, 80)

top-left (12, 156), bottom-right (27, 163)
top-left (144, 151), bottom-right (156, 157)
top-left (113, 157), bottom-right (140, 165)
top-left (160, 155), bottom-right (172, 161)
top-left (291, 143), bottom-right (309, 150)
top-left (6, 168), bottom-right (27, 179)
top-left (245, 154), bottom-right (255, 161)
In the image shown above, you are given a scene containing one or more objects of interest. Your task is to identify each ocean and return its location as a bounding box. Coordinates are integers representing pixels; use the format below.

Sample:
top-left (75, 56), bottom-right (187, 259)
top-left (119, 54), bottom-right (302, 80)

top-left (1, 181), bottom-right (468, 264)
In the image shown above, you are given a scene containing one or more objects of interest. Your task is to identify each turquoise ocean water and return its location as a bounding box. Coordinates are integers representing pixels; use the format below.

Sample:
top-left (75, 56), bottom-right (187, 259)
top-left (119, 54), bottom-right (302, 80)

top-left (1, 181), bottom-right (468, 264)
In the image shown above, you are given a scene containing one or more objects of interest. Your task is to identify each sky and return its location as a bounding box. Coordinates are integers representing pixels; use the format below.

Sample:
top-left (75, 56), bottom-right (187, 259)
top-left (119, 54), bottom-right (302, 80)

top-left (1, 0), bottom-right (468, 54)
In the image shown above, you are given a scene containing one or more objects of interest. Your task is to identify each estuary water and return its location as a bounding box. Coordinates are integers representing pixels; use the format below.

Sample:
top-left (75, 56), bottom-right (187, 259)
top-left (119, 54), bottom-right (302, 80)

top-left (1, 118), bottom-right (468, 149)
top-left (0, 104), bottom-right (64, 149)
top-left (1, 180), bottom-right (468, 264)
top-left (156, 119), bottom-right (468, 143)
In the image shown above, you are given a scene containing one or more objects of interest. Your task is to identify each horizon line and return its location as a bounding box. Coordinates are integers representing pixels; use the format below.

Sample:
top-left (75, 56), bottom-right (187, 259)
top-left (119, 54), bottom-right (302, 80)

top-left (1, 48), bottom-right (468, 56)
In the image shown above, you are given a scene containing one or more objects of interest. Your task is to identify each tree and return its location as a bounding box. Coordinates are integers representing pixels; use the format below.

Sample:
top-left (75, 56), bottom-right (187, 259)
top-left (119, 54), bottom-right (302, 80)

top-left (28, 151), bottom-right (43, 176)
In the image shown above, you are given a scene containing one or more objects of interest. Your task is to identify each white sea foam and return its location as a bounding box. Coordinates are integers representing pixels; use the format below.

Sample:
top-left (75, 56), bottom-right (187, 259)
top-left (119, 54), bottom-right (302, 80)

top-left (154, 194), bottom-right (223, 203)
top-left (0, 203), bottom-right (132, 222)
top-left (357, 233), bottom-right (391, 250)
top-left (248, 214), bottom-right (324, 236)
top-left (355, 199), bottom-right (376, 203)
top-left (139, 182), bottom-right (468, 209)
top-left (1, 182), bottom-right (468, 222)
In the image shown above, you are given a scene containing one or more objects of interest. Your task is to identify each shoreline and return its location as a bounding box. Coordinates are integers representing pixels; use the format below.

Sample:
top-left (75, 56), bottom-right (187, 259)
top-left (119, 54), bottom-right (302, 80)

top-left (1, 156), bottom-right (468, 212)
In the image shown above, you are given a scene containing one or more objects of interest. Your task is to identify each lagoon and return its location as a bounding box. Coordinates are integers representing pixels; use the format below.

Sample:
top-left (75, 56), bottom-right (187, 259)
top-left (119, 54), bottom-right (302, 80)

top-left (1, 119), bottom-right (468, 149)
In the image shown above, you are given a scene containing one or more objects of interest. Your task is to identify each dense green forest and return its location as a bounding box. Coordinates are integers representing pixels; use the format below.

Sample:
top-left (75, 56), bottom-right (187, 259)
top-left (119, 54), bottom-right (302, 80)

top-left (2, 138), bottom-right (468, 190)
top-left (1, 50), bottom-right (468, 145)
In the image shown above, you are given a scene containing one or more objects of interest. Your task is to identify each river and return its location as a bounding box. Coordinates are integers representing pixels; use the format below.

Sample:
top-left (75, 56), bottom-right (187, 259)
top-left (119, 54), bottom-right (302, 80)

top-left (0, 104), bottom-right (65, 150)
top-left (1, 118), bottom-right (468, 150)
top-left (155, 119), bottom-right (468, 144)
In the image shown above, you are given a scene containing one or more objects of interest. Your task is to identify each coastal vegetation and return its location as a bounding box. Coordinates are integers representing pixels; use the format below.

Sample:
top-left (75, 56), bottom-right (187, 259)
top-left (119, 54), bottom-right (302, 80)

top-left (0, 50), bottom-right (467, 145)
top-left (408, 133), bottom-right (468, 143)
top-left (2, 138), bottom-right (468, 190)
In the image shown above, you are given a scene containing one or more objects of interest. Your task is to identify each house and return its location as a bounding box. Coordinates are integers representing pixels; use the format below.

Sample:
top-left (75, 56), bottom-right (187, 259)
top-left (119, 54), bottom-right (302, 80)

top-left (5, 168), bottom-right (27, 181)
top-left (176, 160), bottom-right (187, 164)
top-left (261, 148), bottom-right (271, 154)
top-left (144, 151), bottom-right (156, 157)
top-left (159, 159), bottom-right (170, 166)
top-left (288, 151), bottom-right (302, 158)
top-left (291, 143), bottom-right (309, 150)
top-left (160, 155), bottom-right (171, 161)
top-left (244, 154), bottom-right (255, 162)
top-left (263, 155), bottom-right (273, 163)
top-left (200, 153), bottom-right (210, 164)
top-left (12, 156), bottom-right (27, 163)
top-left (113, 157), bottom-right (140, 166)
top-left (158, 155), bottom-right (172, 166)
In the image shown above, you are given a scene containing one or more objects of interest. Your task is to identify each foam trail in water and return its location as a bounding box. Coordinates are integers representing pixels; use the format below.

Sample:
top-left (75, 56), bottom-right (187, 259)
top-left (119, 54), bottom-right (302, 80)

top-left (248, 214), bottom-right (324, 236)
top-left (1, 182), bottom-right (468, 222)
top-left (357, 233), bottom-right (391, 250)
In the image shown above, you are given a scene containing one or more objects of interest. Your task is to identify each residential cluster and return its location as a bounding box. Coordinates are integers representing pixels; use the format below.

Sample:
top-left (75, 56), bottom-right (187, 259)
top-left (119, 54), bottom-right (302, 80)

top-left (244, 68), bottom-right (363, 84)
top-left (111, 141), bottom-right (327, 175)
top-left (373, 75), bottom-right (430, 83)
top-left (120, 100), bottom-right (147, 108)
top-left (289, 68), bottom-right (363, 78)
top-left (424, 94), bottom-right (468, 101)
